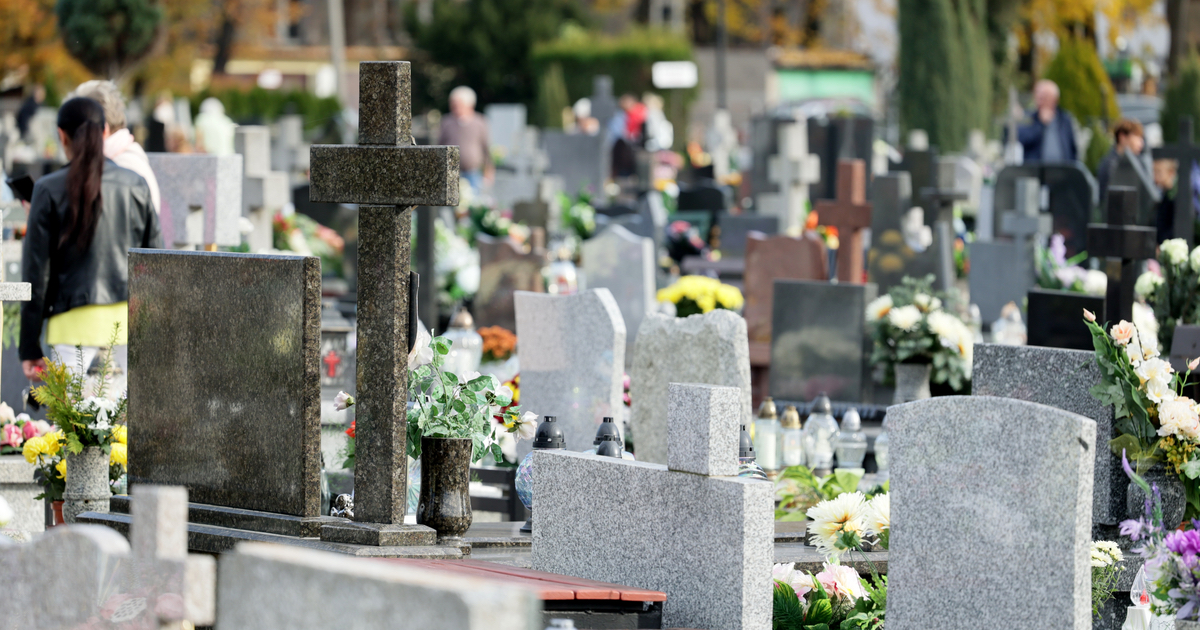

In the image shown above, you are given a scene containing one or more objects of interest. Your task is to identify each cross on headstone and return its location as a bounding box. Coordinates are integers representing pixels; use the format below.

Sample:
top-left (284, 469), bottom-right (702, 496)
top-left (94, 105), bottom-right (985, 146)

top-left (309, 62), bottom-right (459, 534)
top-left (760, 119), bottom-right (820, 235)
top-left (1152, 116), bottom-right (1200, 247)
top-left (1087, 186), bottom-right (1156, 323)
top-left (815, 159), bottom-right (872, 283)
top-left (147, 153), bottom-right (244, 249)
top-left (999, 176), bottom-right (1051, 274)
top-left (236, 126), bottom-right (291, 252)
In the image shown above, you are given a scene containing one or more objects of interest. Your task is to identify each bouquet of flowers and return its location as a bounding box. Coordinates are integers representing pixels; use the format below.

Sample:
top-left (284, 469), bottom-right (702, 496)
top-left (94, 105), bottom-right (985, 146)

top-left (0, 404), bottom-right (51, 455)
top-left (272, 211), bottom-right (346, 276)
top-left (1037, 234), bottom-right (1106, 296)
top-left (435, 219), bottom-right (481, 310)
top-left (1091, 540), bottom-right (1124, 619)
top-left (32, 340), bottom-right (128, 459)
top-left (866, 275), bottom-right (973, 392)
top-left (1085, 311), bottom-right (1200, 516)
top-left (559, 190), bottom-right (596, 241)
top-left (656, 275), bottom-right (744, 317)
top-left (1136, 238), bottom-right (1200, 352)
top-left (22, 415), bottom-right (127, 501)
top-left (480, 326), bottom-right (517, 363)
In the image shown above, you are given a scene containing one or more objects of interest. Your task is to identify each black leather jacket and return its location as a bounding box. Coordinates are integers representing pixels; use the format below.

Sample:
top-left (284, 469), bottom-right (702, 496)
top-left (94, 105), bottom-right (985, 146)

top-left (20, 159), bottom-right (162, 360)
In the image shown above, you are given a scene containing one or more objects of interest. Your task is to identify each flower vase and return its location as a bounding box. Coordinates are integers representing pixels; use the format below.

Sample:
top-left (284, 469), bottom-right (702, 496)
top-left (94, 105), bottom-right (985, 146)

top-left (417, 437), bottom-right (472, 544)
top-left (1176, 621), bottom-right (1200, 630)
top-left (893, 363), bottom-right (932, 404)
top-left (51, 500), bottom-right (64, 527)
top-left (62, 446), bottom-right (110, 523)
top-left (1127, 464), bottom-right (1187, 530)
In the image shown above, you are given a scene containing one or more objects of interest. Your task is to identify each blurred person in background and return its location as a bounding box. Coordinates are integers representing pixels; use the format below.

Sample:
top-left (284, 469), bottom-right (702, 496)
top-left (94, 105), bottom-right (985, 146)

top-left (1096, 118), bottom-right (1146, 202)
top-left (438, 86), bottom-right (492, 192)
top-left (1017, 79), bottom-right (1078, 163)
top-left (194, 98), bottom-right (236, 155)
top-left (17, 85), bottom-right (45, 140)
top-left (74, 80), bottom-right (161, 213)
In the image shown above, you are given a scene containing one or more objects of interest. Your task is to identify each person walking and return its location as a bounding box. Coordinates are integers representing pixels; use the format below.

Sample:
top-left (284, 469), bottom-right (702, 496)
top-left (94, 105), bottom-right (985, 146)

top-left (74, 80), bottom-right (161, 213)
top-left (20, 97), bottom-right (163, 385)
top-left (1017, 79), bottom-right (1079, 163)
top-left (1096, 118), bottom-right (1147, 201)
top-left (438, 86), bottom-right (492, 192)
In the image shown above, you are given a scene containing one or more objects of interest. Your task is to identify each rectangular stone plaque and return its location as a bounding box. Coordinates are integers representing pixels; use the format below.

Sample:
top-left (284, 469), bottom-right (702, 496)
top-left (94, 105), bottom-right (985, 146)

top-left (769, 279), bottom-right (875, 403)
top-left (128, 249), bottom-right (322, 517)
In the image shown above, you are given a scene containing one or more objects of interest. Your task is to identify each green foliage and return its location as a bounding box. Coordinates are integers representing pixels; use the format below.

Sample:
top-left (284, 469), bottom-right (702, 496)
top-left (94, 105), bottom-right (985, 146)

top-left (1162, 53), bottom-right (1200, 144)
top-left (1084, 119), bottom-right (1113, 176)
top-left (190, 88), bottom-right (342, 133)
top-left (31, 327), bottom-right (127, 450)
top-left (538, 63), bottom-right (569, 129)
top-left (405, 0), bottom-right (587, 113)
top-left (897, 0), bottom-right (991, 151)
top-left (3, 302), bottom-right (19, 350)
top-left (559, 190), bottom-right (596, 240)
top-left (842, 576), bottom-right (888, 630)
top-left (56, 0), bottom-right (161, 79)
top-left (1042, 37), bottom-right (1120, 124)
top-left (774, 466), bottom-right (881, 521)
top-left (1091, 551), bottom-right (1123, 619)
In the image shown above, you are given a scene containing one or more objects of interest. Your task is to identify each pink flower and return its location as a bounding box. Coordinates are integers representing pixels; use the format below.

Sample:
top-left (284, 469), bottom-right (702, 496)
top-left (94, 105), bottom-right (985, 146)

top-left (1, 424), bottom-right (22, 448)
top-left (20, 420), bottom-right (43, 440)
top-left (1110, 321), bottom-right (1136, 346)
top-left (1083, 309), bottom-right (1096, 323)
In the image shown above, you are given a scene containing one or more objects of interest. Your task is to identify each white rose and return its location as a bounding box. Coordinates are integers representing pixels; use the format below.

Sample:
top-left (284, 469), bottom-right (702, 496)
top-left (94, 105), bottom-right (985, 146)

top-left (1083, 270), bottom-right (1107, 296)
top-left (1190, 245), bottom-right (1200, 273)
top-left (865, 295), bottom-right (893, 322)
top-left (887, 305), bottom-right (923, 332)
top-left (1135, 272), bottom-right (1163, 299)
top-left (1158, 397), bottom-right (1200, 439)
top-left (1163, 239), bottom-right (1190, 266)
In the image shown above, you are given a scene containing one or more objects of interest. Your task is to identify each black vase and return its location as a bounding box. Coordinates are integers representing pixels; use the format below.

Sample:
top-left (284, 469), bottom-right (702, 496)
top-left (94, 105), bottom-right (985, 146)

top-left (417, 436), bottom-right (473, 543)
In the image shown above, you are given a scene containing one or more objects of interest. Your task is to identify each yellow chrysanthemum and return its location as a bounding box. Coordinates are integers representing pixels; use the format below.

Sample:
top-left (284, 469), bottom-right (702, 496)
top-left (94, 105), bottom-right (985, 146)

top-left (44, 431), bottom-right (64, 457)
top-left (109, 443), bottom-right (127, 468)
top-left (55, 459), bottom-right (66, 480)
top-left (22, 436), bottom-right (45, 464)
top-left (112, 425), bottom-right (127, 445)
top-left (715, 285), bottom-right (744, 310)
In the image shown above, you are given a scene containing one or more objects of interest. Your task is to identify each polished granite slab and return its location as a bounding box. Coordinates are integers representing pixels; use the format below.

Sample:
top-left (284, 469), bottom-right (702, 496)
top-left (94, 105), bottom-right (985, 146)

top-left (128, 249), bottom-right (322, 517)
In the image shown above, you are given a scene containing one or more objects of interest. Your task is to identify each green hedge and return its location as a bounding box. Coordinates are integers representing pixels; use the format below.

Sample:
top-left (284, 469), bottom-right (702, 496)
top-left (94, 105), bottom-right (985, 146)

top-left (189, 87), bottom-right (342, 132)
top-left (1162, 53), bottom-right (1200, 143)
top-left (1042, 37), bottom-right (1120, 124)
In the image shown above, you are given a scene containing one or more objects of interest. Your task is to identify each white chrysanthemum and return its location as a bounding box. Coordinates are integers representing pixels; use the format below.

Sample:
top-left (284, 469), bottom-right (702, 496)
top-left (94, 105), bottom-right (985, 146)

top-left (912, 293), bottom-right (942, 312)
top-left (926, 311), bottom-right (961, 349)
top-left (1083, 270), bottom-right (1107, 296)
top-left (864, 493), bottom-right (890, 537)
top-left (1135, 272), bottom-right (1163, 299)
top-left (1159, 397), bottom-right (1200, 440)
top-left (865, 295), bottom-right (893, 322)
top-left (1093, 540), bottom-right (1123, 564)
top-left (1136, 358), bottom-right (1174, 403)
top-left (1164, 239), bottom-right (1190, 266)
top-left (887, 305), bottom-right (923, 332)
top-left (806, 492), bottom-right (868, 561)
top-left (1190, 246), bottom-right (1200, 273)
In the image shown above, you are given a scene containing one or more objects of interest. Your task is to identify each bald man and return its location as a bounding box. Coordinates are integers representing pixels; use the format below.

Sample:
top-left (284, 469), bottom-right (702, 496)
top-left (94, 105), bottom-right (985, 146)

top-left (1016, 79), bottom-right (1078, 163)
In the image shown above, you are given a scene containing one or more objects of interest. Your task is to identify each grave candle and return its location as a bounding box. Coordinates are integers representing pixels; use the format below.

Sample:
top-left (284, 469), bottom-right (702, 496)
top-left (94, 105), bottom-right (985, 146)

top-left (779, 405), bottom-right (804, 468)
top-left (752, 397), bottom-right (779, 472)
top-left (802, 394), bottom-right (838, 474)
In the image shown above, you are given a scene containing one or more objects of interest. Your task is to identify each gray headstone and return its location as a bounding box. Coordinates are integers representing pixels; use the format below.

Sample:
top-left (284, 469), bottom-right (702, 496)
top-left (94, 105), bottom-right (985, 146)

top-left (129, 250), bottom-right (322, 517)
top-left (994, 163), bottom-right (1097, 259)
top-left (755, 119), bottom-right (820, 234)
top-left (236, 126), bottom-right (291, 252)
top-left (716, 213), bottom-right (779, 257)
top-left (769, 280), bottom-right (875, 404)
top-left (1106, 152), bottom-right (1161, 226)
top-left (217, 542), bottom-right (539, 629)
top-left (971, 344), bottom-right (1123, 528)
top-left (514, 289), bottom-right (626, 455)
top-left (630, 311), bottom-right (752, 465)
top-left (886, 396), bottom-right (1095, 630)
top-left (484, 103), bottom-right (527, 160)
top-left (542, 130), bottom-right (607, 196)
top-left (591, 75), bottom-right (617, 129)
top-left (866, 172), bottom-right (945, 295)
top-left (582, 225), bottom-right (655, 364)
top-left (147, 153), bottom-right (244, 248)
top-left (938, 155), bottom-right (983, 210)
top-left (533, 382), bottom-right (771, 630)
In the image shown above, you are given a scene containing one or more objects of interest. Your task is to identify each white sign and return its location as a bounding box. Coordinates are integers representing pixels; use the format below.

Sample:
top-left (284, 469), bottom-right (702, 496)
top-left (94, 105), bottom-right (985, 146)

top-left (652, 61), bottom-right (698, 89)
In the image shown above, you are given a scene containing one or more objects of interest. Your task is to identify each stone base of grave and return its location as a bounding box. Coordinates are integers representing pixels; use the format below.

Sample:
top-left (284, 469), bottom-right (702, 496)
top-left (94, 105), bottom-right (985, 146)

top-left (77, 496), bottom-right (465, 558)
top-left (0, 455), bottom-right (45, 535)
top-left (320, 521), bottom-right (436, 546)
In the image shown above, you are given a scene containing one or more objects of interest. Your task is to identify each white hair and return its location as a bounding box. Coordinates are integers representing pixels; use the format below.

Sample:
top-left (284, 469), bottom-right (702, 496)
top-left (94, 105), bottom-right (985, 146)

top-left (449, 86), bottom-right (477, 108)
top-left (74, 80), bottom-right (127, 130)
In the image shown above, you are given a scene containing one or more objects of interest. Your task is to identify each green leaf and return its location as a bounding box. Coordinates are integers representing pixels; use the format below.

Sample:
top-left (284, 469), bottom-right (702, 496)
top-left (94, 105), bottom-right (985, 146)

top-left (1183, 460), bottom-right (1200, 480)
top-left (432, 336), bottom-right (451, 355)
top-left (772, 581), bottom-right (806, 630)
top-left (805, 598), bottom-right (833, 626)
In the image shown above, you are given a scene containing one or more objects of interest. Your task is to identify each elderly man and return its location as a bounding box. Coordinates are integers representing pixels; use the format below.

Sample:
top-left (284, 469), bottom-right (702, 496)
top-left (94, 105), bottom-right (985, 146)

top-left (74, 80), bottom-right (161, 212)
top-left (438, 86), bottom-right (492, 192)
top-left (1017, 79), bottom-right (1078, 163)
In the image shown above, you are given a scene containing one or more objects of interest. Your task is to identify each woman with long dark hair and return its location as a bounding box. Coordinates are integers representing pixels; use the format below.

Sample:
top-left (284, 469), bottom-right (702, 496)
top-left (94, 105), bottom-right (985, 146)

top-left (20, 97), bottom-right (162, 384)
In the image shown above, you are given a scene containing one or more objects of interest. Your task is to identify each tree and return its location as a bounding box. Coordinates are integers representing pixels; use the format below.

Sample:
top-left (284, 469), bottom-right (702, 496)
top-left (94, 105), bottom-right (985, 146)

top-left (405, 0), bottom-right (588, 112)
top-left (0, 0), bottom-right (90, 92)
top-left (56, 0), bottom-right (162, 80)
top-left (1041, 36), bottom-right (1119, 123)
top-left (1162, 53), bottom-right (1200, 144)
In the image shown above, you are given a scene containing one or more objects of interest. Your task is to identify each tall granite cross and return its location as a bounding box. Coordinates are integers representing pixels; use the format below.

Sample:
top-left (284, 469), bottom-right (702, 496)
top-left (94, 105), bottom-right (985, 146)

top-left (1087, 186), bottom-right (1155, 323)
top-left (309, 62), bottom-right (459, 534)
top-left (1152, 116), bottom-right (1200, 247)
top-left (815, 159), bottom-right (872, 283)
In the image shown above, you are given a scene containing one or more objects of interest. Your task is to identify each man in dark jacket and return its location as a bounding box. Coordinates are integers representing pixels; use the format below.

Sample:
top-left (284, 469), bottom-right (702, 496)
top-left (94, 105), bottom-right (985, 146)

top-left (1017, 79), bottom-right (1078, 163)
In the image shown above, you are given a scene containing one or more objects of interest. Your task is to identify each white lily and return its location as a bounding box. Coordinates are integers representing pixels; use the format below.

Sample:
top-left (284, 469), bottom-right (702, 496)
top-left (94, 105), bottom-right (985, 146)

top-left (334, 391), bottom-right (355, 411)
top-left (408, 327), bottom-right (435, 370)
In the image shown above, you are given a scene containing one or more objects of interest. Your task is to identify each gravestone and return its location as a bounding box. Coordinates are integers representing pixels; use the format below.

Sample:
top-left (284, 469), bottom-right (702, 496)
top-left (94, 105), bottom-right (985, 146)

top-left (582, 224), bottom-right (655, 363)
top-left (866, 172), bottom-right (945, 295)
top-left (969, 177), bottom-right (1047, 323)
top-left (1106, 152), bottom-right (1161, 226)
top-left (1025, 288), bottom-right (1105, 350)
top-left (0, 282), bottom-right (33, 533)
top-left (591, 75), bottom-right (618, 130)
top-left (808, 114), bottom-right (874, 201)
top-left (815, 159), bottom-right (872, 283)
top-left (542, 131), bottom-right (607, 196)
top-left (1152, 117), bottom-right (1200, 246)
top-left (994, 163), bottom-right (1097, 259)
top-left (309, 61), bottom-right (459, 539)
top-left (514, 289), bottom-right (625, 455)
top-left (743, 233), bottom-right (828, 365)
top-left (769, 280), bottom-right (875, 404)
top-left (3, 485), bottom-right (216, 628)
top-left (533, 382), bottom-right (771, 630)
top-left (939, 155), bottom-right (983, 210)
top-left (756, 119), bottom-right (820, 235)
top-left (273, 114), bottom-right (310, 175)
top-left (1088, 186), bottom-right (1156, 324)
top-left (893, 145), bottom-right (938, 223)
top-left (484, 103), bottom-right (527, 160)
top-left (716, 212), bottom-right (779, 256)
top-left (235, 126), bottom-right (291, 252)
top-left (630, 311), bottom-right (752, 465)
top-left (886, 396), bottom-right (1095, 630)
top-left (475, 234), bottom-right (545, 332)
top-left (494, 126), bottom-right (554, 211)
top-left (218, 542), bottom-right (539, 629)
top-left (147, 153), bottom-right (243, 248)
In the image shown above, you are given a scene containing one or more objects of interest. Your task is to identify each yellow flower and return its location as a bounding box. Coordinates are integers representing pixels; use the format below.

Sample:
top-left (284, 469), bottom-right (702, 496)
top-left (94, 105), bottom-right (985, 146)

top-left (55, 459), bottom-right (66, 480)
top-left (696, 294), bottom-right (717, 313)
top-left (112, 425), bottom-right (127, 445)
top-left (715, 285), bottom-right (744, 310)
top-left (44, 431), bottom-right (63, 457)
top-left (22, 436), bottom-right (45, 464)
top-left (109, 443), bottom-right (127, 467)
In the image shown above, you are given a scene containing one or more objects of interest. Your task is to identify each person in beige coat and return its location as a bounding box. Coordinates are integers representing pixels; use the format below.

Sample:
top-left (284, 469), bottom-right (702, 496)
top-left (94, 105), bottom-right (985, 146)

top-left (73, 80), bottom-right (161, 214)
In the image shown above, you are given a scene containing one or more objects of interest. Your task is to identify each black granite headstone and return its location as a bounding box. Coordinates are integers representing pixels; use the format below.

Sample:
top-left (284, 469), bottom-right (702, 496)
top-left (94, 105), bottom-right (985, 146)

top-left (715, 213), bottom-right (778, 256)
top-left (1152, 117), bottom-right (1200, 247)
top-left (1087, 186), bottom-right (1156, 323)
top-left (1026, 288), bottom-right (1106, 351)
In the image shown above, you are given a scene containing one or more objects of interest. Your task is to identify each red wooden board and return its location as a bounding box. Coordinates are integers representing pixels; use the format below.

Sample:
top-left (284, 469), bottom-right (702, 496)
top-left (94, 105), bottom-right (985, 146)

top-left (375, 558), bottom-right (666, 602)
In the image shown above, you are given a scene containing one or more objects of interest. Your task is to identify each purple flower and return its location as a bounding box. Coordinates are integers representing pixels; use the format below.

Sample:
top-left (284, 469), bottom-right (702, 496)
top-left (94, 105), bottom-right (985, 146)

top-left (1121, 518), bottom-right (1147, 541)
top-left (1166, 530), bottom-right (1200, 568)
top-left (1050, 234), bottom-right (1067, 266)
top-left (1123, 450), bottom-right (1135, 479)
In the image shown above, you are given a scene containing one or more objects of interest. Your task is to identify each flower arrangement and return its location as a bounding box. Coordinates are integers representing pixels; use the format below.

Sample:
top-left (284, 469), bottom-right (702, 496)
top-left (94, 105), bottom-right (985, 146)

top-left (1091, 540), bottom-right (1124, 619)
top-left (656, 275), bottom-right (744, 317)
top-left (866, 275), bottom-right (973, 392)
top-left (480, 326), bottom-right (517, 363)
top-left (774, 467), bottom-right (872, 522)
top-left (806, 210), bottom-right (840, 251)
top-left (22, 423), bottom-right (126, 501)
top-left (272, 212), bottom-right (345, 276)
top-left (465, 203), bottom-right (530, 244)
top-left (435, 219), bottom-right (481, 310)
top-left (1135, 238), bottom-right (1200, 352)
top-left (1036, 234), bottom-right (1106, 296)
top-left (1084, 311), bottom-right (1200, 516)
top-left (0, 404), bottom-right (51, 455)
top-left (559, 190), bottom-right (597, 241)
top-left (32, 340), bottom-right (127, 457)
top-left (665, 220), bottom-right (708, 264)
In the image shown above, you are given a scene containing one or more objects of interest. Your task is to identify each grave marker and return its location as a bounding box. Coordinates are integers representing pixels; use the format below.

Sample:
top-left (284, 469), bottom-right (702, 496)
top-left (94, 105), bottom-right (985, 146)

top-left (1106, 152), bottom-right (1161, 226)
top-left (533, 382), bottom-right (771, 630)
top-left (308, 62), bottom-right (459, 533)
top-left (542, 131), bottom-right (607, 197)
top-left (769, 279), bottom-right (875, 404)
top-left (147, 153), bottom-right (243, 248)
top-left (867, 172), bottom-right (946, 295)
top-left (743, 233), bottom-right (828, 364)
top-left (475, 234), bottom-right (545, 332)
top-left (484, 103), bottom-right (527, 160)
top-left (1152, 116), bottom-right (1200, 247)
top-left (0, 282), bottom-right (32, 533)
top-left (582, 224), bottom-right (655, 363)
top-left (969, 177), bottom-right (1047, 323)
top-left (815, 159), bottom-right (872, 283)
top-left (757, 119), bottom-right (820, 234)
top-left (235, 126), bottom-right (291, 252)
top-left (994, 163), bottom-right (1097, 259)
top-left (1087, 186), bottom-right (1156, 323)
top-left (716, 212), bottom-right (778, 256)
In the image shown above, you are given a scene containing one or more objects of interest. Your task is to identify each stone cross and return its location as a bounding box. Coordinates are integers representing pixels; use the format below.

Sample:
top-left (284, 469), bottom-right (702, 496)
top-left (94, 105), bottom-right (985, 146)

top-left (815, 159), bottom-right (872, 283)
top-left (707, 109), bottom-right (739, 182)
top-left (533, 382), bottom-right (771, 630)
top-left (309, 62), bottom-right (459, 532)
top-left (760, 119), bottom-right (820, 235)
top-left (999, 176), bottom-right (1051, 281)
top-left (147, 153), bottom-right (244, 249)
top-left (1087, 186), bottom-right (1156, 323)
top-left (235, 126), bottom-right (291, 252)
top-left (1152, 116), bottom-right (1200, 247)
top-left (0, 485), bottom-right (216, 628)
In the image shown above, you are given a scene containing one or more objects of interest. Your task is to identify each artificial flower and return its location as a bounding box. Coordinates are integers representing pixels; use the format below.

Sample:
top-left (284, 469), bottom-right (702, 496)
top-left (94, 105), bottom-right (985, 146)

top-left (55, 459), bottom-right (66, 480)
top-left (772, 562), bottom-right (795, 584)
top-left (865, 295), bottom-right (893, 322)
top-left (1134, 272), bottom-right (1163, 299)
top-left (457, 370), bottom-right (482, 385)
top-left (864, 493), bottom-right (890, 538)
top-left (886, 305), bottom-right (922, 332)
top-left (1135, 358), bottom-right (1174, 403)
top-left (334, 391), bottom-right (355, 412)
top-left (43, 431), bottom-right (63, 456)
top-left (112, 424), bottom-right (127, 445)
top-left (1158, 397), bottom-right (1200, 440)
top-left (1110, 321), bottom-right (1136, 346)
top-left (109, 443), bottom-right (127, 467)
top-left (1191, 357), bottom-right (1200, 372)
top-left (806, 492), bottom-right (868, 561)
top-left (1191, 244), bottom-right (1200, 273)
top-left (1163, 238), bottom-right (1190, 266)
top-left (1084, 308), bottom-right (1096, 322)
top-left (517, 411), bottom-right (537, 441)
top-left (1083, 270), bottom-right (1108, 296)
top-left (815, 562), bottom-right (866, 601)
top-left (408, 326), bottom-right (435, 370)
top-left (0, 402), bottom-right (15, 424)
top-left (0, 423), bottom-right (22, 448)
